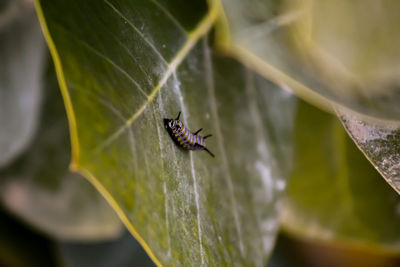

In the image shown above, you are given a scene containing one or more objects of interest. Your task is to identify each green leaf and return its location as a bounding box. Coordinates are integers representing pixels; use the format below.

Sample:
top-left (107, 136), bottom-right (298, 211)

top-left (36, 0), bottom-right (296, 265)
top-left (0, 60), bottom-right (122, 241)
top-left (337, 108), bottom-right (400, 195)
top-left (0, 4), bottom-right (45, 167)
top-left (282, 100), bottom-right (400, 250)
top-left (214, 0), bottom-right (400, 121)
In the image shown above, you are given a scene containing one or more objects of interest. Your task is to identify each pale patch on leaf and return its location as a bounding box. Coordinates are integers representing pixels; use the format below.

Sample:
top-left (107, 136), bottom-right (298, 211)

top-left (337, 108), bottom-right (400, 195)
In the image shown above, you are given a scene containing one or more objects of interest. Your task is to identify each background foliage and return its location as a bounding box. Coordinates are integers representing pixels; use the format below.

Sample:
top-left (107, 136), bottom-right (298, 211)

top-left (1, 0), bottom-right (400, 266)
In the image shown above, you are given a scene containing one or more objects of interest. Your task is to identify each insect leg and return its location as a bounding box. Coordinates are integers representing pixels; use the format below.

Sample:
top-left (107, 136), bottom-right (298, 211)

top-left (204, 148), bottom-right (215, 158)
top-left (203, 134), bottom-right (212, 139)
top-left (194, 128), bottom-right (203, 135)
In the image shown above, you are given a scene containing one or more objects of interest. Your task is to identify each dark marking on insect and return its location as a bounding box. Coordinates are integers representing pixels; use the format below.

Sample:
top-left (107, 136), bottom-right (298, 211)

top-left (163, 111), bottom-right (215, 158)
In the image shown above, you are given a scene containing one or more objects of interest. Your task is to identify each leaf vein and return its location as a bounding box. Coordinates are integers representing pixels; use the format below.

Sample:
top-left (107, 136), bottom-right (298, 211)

top-left (54, 23), bottom-right (148, 97)
top-left (110, 32), bottom-right (155, 83)
top-left (152, 102), bottom-right (172, 257)
top-left (203, 38), bottom-right (245, 257)
top-left (151, 0), bottom-right (187, 35)
top-left (104, 0), bottom-right (168, 65)
top-left (94, 6), bottom-right (218, 151)
top-left (190, 151), bottom-right (205, 265)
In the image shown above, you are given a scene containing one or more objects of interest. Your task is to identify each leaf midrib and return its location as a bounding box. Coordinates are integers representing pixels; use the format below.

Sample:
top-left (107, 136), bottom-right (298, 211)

top-left (35, 1), bottom-right (220, 266)
top-left (95, 4), bottom-right (220, 152)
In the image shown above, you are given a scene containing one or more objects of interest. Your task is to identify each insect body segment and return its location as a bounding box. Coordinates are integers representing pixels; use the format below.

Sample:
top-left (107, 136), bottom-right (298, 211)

top-left (164, 112), bottom-right (215, 157)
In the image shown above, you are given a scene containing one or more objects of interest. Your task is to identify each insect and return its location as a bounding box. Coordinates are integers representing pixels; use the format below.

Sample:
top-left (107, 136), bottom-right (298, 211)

top-left (163, 111), bottom-right (215, 157)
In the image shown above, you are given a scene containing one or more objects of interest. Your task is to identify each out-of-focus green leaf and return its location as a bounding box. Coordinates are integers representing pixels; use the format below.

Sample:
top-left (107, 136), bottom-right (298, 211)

top-left (37, 0), bottom-right (296, 265)
top-left (282, 100), bottom-right (400, 250)
top-left (214, 0), bottom-right (400, 121)
top-left (0, 61), bottom-right (122, 241)
top-left (58, 229), bottom-right (155, 267)
top-left (0, 208), bottom-right (58, 267)
top-left (0, 4), bottom-right (45, 167)
top-left (337, 109), bottom-right (400, 195)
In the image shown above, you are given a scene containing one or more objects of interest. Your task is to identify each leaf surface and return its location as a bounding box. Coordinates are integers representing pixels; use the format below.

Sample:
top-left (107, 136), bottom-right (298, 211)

top-left (337, 109), bottom-right (400, 195)
top-left (214, 0), bottom-right (400, 121)
top-left (282, 101), bottom-right (400, 250)
top-left (37, 0), bottom-right (296, 265)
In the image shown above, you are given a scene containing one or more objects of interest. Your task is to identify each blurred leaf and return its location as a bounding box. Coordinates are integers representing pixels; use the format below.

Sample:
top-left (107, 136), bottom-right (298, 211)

top-left (0, 60), bottom-right (122, 241)
top-left (58, 229), bottom-right (155, 267)
top-left (0, 208), bottom-right (57, 267)
top-left (37, 0), bottom-right (296, 265)
top-left (268, 231), bottom-right (400, 267)
top-left (337, 109), bottom-right (400, 195)
top-left (282, 100), bottom-right (400, 250)
top-left (0, 0), bottom-right (34, 30)
top-left (267, 232), bottom-right (309, 267)
top-left (0, 4), bottom-right (45, 167)
top-left (213, 0), bottom-right (400, 121)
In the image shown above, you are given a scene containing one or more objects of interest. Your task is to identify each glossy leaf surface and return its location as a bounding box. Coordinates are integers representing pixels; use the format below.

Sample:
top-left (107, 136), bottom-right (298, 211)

top-left (37, 0), bottom-right (296, 265)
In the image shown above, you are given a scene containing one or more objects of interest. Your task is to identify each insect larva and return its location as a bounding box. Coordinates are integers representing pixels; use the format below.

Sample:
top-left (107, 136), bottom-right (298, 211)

top-left (163, 111), bottom-right (215, 157)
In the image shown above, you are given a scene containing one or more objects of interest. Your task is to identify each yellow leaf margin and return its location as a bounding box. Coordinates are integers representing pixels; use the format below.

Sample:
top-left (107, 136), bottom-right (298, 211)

top-left (34, 0), bottom-right (220, 266)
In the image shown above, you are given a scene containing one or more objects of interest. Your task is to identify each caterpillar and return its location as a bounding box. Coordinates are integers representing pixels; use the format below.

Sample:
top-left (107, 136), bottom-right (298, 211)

top-left (163, 112), bottom-right (215, 158)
